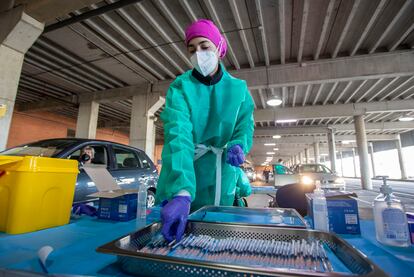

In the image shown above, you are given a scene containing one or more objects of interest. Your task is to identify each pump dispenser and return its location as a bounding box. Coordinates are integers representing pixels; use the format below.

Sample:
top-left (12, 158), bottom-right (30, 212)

top-left (312, 180), bottom-right (329, 231)
top-left (373, 176), bottom-right (410, 247)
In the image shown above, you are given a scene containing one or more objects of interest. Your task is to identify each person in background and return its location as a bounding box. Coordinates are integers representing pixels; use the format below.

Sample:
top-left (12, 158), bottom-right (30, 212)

top-left (263, 167), bottom-right (270, 183)
top-left (275, 158), bottom-right (286, 175)
top-left (155, 19), bottom-right (255, 242)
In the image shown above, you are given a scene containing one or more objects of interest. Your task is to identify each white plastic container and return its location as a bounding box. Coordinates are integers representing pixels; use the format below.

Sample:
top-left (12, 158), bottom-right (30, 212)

top-left (373, 177), bottom-right (410, 247)
top-left (312, 181), bottom-right (329, 232)
top-left (137, 183), bottom-right (147, 225)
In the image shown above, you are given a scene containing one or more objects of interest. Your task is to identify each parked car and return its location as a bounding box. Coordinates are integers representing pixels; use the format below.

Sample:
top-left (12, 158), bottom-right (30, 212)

top-left (273, 163), bottom-right (345, 190)
top-left (1, 138), bottom-right (159, 207)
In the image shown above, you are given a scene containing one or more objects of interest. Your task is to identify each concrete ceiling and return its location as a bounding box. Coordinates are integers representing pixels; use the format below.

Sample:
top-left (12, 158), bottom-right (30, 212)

top-left (15, 0), bottom-right (414, 165)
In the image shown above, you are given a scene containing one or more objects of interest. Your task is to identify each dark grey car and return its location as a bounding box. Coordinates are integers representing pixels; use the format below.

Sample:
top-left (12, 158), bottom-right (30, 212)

top-left (1, 138), bottom-right (159, 207)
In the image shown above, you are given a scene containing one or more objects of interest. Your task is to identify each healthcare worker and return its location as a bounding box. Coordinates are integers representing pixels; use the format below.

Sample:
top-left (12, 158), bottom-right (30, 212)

top-left (155, 19), bottom-right (254, 242)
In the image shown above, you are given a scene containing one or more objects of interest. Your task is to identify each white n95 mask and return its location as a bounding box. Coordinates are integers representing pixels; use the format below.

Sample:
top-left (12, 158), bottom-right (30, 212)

top-left (190, 50), bottom-right (218, 77)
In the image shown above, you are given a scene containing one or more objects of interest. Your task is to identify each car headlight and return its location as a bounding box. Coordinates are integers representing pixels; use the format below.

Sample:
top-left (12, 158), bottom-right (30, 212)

top-left (301, 176), bottom-right (314, 185)
top-left (335, 177), bottom-right (345, 184)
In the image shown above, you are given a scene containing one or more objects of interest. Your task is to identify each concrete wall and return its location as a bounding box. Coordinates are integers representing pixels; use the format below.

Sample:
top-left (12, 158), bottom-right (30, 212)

top-left (6, 111), bottom-right (129, 148)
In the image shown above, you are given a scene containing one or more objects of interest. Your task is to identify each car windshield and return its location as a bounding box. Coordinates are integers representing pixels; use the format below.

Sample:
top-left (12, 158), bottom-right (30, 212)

top-left (300, 164), bottom-right (332, 174)
top-left (1, 140), bottom-right (77, 157)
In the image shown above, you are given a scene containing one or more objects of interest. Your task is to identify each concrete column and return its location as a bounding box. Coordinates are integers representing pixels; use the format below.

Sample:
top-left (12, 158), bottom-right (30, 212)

top-left (369, 142), bottom-right (377, 178)
top-left (299, 152), bottom-right (304, 164)
top-left (75, 101), bottom-right (99, 139)
top-left (313, 142), bottom-right (320, 164)
top-left (130, 92), bottom-right (165, 159)
top-left (339, 151), bottom-right (344, 176)
top-left (352, 148), bottom-right (357, 177)
top-left (395, 134), bottom-right (407, 180)
top-left (327, 129), bottom-right (337, 172)
top-left (305, 148), bottom-right (310, 163)
top-left (354, 115), bottom-right (372, 190)
top-left (0, 7), bottom-right (43, 150)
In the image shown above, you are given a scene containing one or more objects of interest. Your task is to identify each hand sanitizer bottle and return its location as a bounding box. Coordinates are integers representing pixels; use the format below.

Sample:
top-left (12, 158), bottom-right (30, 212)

top-left (137, 183), bottom-right (147, 226)
top-left (373, 176), bottom-right (410, 247)
top-left (313, 180), bottom-right (329, 231)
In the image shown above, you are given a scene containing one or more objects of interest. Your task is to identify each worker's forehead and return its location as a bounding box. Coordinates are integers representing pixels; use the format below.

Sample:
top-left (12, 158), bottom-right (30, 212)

top-left (187, 37), bottom-right (214, 47)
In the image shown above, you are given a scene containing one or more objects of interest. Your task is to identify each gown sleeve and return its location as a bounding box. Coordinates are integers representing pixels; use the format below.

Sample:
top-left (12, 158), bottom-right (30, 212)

top-left (236, 168), bottom-right (252, 198)
top-left (159, 82), bottom-right (196, 201)
top-left (228, 82), bottom-right (255, 153)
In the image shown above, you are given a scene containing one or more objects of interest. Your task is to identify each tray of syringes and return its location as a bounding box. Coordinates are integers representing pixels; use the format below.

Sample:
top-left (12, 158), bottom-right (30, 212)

top-left (97, 221), bottom-right (388, 277)
top-left (189, 206), bottom-right (308, 228)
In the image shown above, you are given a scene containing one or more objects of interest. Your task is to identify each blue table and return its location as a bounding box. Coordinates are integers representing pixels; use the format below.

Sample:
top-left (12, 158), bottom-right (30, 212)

top-left (1, 208), bottom-right (413, 277)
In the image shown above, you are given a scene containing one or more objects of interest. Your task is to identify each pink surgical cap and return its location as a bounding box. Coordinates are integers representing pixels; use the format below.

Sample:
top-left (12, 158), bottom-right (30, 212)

top-left (185, 19), bottom-right (227, 58)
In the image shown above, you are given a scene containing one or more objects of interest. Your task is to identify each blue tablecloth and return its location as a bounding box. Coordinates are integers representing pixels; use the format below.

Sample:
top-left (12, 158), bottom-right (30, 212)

top-left (251, 185), bottom-right (276, 194)
top-left (1, 207), bottom-right (413, 276)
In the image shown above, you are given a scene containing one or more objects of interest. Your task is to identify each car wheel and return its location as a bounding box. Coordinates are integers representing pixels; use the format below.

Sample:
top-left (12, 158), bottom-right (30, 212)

top-left (147, 190), bottom-right (155, 208)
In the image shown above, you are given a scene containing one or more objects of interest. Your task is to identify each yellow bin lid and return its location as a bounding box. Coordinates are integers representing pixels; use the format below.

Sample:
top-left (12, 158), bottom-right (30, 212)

top-left (0, 155), bottom-right (79, 173)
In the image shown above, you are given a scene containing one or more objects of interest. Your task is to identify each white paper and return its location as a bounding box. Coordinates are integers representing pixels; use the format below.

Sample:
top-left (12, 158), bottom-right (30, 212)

top-left (38, 245), bottom-right (53, 271)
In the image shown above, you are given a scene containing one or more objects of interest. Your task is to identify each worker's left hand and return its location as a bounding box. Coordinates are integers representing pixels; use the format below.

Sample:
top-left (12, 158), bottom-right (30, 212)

top-left (226, 144), bottom-right (245, 166)
top-left (161, 196), bottom-right (191, 242)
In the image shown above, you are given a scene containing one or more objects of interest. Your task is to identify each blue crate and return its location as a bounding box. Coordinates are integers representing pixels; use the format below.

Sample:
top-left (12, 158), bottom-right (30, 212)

top-left (97, 193), bottom-right (137, 221)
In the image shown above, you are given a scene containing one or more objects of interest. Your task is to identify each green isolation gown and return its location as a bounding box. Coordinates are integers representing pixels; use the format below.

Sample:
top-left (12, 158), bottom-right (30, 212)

top-left (156, 64), bottom-right (254, 212)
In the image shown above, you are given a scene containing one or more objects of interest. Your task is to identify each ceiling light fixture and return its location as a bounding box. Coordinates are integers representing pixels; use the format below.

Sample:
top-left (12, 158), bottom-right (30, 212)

top-left (266, 96), bottom-right (283, 106)
top-left (273, 148), bottom-right (279, 151)
top-left (399, 116), bottom-right (414, 122)
top-left (264, 143), bottom-right (276, 146)
top-left (276, 119), bottom-right (298, 123)
top-left (266, 152), bottom-right (275, 155)
top-left (273, 135), bottom-right (281, 139)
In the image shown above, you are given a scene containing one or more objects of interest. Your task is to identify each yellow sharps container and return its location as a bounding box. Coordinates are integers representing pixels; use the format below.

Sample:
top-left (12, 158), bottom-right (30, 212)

top-left (0, 156), bottom-right (78, 234)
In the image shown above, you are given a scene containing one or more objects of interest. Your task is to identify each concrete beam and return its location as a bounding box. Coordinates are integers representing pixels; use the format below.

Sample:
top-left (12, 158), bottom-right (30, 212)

top-left (254, 99), bottom-right (414, 122)
top-left (19, 51), bottom-right (414, 112)
top-left (16, 0), bottom-right (102, 22)
top-left (17, 82), bottom-right (149, 112)
top-left (254, 121), bottom-right (414, 136)
top-left (253, 134), bottom-right (396, 147)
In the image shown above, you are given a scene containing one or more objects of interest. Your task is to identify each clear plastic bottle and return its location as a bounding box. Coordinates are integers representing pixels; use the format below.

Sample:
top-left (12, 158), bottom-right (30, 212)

top-left (136, 183), bottom-right (147, 225)
top-left (312, 180), bottom-right (329, 231)
top-left (373, 177), bottom-right (410, 247)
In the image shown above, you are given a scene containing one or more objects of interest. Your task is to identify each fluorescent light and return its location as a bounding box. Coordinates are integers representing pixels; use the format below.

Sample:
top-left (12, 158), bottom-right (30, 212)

top-left (342, 140), bottom-right (355, 144)
top-left (320, 154), bottom-right (328, 156)
top-left (273, 148), bottom-right (279, 151)
top-left (264, 143), bottom-right (276, 146)
top-left (399, 116), bottom-right (414, 122)
top-left (276, 119), bottom-right (298, 123)
top-left (266, 152), bottom-right (275, 155)
top-left (266, 97), bottom-right (283, 106)
top-left (272, 135), bottom-right (281, 139)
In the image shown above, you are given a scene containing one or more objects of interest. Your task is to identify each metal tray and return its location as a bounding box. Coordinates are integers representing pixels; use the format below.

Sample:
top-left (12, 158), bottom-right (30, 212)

top-left (97, 221), bottom-right (388, 277)
top-left (189, 206), bottom-right (307, 228)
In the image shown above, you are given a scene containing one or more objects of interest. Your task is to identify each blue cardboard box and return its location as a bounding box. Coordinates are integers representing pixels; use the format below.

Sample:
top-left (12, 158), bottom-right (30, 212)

top-left (306, 192), bottom-right (361, 234)
top-left (96, 191), bottom-right (138, 221)
top-left (82, 166), bottom-right (139, 221)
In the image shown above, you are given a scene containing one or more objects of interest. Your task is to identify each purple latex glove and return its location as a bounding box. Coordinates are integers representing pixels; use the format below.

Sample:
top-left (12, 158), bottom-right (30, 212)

top-left (72, 203), bottom-right (97, 216)
top-left (226, 144), bottom-right (245, 166)
top-left (161, 196), bottom-right (191, 242)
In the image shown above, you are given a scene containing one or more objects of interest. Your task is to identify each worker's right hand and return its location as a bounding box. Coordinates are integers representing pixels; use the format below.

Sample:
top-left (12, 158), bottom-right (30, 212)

top-left (161, 196), bottom-right (191, 242)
